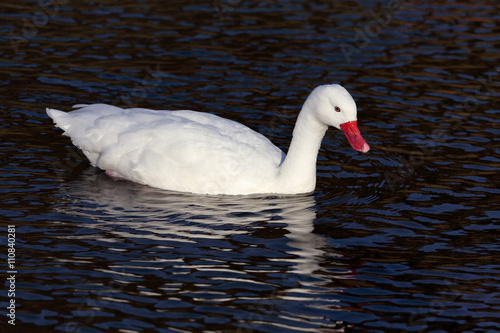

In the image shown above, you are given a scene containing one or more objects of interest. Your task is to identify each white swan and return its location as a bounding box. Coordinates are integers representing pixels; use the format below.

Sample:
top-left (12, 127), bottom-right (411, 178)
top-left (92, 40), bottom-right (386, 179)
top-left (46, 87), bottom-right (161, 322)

top-left (47, 84), bottom-right (370, 195)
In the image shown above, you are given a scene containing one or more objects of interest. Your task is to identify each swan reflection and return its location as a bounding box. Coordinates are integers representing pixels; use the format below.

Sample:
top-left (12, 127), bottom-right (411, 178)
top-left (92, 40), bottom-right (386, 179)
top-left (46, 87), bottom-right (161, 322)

top-left (51, 169), bottom-right (353, 332)
top-left (56, 169), bottom-right (327, 276)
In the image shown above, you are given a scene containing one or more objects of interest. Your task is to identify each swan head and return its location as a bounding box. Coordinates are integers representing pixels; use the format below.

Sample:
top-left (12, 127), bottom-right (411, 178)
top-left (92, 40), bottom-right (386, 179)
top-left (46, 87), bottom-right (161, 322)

top-left (307, 84), bottom-right (370, 153)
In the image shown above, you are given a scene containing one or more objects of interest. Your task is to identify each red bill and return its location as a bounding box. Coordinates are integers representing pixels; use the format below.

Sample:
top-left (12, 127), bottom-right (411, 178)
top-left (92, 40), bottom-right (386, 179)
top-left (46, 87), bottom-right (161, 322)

top-left (340, 120), bottom-right (370, 153)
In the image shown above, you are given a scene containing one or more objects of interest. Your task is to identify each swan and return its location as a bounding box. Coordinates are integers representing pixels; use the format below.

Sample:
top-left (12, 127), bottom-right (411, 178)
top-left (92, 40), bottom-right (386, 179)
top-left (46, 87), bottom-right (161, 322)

top-left (46, 84), bottom-right (370, 195)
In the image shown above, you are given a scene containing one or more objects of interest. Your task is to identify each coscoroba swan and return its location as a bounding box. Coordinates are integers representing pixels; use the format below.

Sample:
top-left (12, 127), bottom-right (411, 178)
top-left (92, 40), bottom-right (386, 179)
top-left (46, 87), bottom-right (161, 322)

top-left (47, 84), bottom-right (370, 195)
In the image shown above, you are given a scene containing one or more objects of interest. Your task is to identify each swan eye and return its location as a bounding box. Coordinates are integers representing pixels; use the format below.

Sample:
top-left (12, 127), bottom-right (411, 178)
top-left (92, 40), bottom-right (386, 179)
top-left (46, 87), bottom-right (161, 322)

top-left (334, 106), bottom-right (341, 112)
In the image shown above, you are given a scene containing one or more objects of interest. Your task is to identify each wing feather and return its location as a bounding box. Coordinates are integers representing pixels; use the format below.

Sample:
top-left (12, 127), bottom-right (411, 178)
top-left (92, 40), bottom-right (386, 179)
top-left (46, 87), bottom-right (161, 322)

top-left (47, 104), bottom-right (285, 193)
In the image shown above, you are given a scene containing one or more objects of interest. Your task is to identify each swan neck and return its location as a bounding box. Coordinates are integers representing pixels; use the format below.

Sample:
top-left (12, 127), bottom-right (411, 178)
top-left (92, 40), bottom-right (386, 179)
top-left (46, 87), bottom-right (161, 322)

top-left (278, 105), bottom-right (327, 193)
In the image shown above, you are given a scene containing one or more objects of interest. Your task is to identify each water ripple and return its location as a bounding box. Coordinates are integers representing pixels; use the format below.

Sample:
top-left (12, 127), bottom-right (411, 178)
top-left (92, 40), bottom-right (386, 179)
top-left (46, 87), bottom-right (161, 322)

top-left (1, 0), bottom-right (499, 331)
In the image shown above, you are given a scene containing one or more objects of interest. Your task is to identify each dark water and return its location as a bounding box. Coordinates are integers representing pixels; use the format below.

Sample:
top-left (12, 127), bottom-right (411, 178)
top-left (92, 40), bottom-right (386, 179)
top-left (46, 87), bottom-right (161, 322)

top-left (1, 0), bottom-right (499, 332)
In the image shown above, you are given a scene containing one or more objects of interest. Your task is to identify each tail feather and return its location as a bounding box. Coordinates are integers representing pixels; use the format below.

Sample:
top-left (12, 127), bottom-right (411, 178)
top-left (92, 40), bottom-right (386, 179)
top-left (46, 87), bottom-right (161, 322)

top-left (46, 104), bottom-right (124, 167)
top-left (46, 108), bottom-right (73, 131)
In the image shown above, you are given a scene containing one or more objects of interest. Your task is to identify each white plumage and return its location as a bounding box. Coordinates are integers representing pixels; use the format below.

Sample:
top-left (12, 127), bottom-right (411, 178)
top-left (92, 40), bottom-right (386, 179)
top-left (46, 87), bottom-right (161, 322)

top-left (47, 84), bottom-right (370, 195)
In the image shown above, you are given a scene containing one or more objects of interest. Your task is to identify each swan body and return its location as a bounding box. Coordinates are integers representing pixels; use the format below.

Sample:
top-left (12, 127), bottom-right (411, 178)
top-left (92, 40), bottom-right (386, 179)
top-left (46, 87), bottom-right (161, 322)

top-left (47, 84), bottom-right (370, 195)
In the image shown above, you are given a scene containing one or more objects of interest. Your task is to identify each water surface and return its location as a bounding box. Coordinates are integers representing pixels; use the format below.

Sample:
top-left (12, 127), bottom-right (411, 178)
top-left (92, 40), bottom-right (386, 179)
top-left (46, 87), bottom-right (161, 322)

top-left (1, 0), bottom-right (499, 332)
